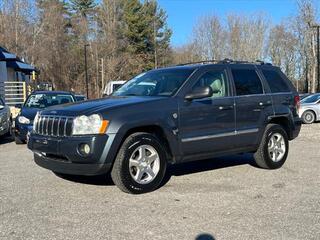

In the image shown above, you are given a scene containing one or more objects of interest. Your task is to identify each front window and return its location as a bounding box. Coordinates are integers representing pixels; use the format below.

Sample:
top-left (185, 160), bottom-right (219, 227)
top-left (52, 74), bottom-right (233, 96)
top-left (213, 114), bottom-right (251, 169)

top-left (25, 93), bottom-right (75, 108)
top-left (192, 70), bottom-right (228, 98)
top-left (113, 69), bottom-right (195, 97)
top-left (301, 94), bottom-right (320, 104)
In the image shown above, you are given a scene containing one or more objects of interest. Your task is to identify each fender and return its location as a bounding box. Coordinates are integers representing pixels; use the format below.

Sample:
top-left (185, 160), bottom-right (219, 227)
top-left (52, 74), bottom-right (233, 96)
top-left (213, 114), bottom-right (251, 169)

top-left (102, 118), bottom-right (181, 165)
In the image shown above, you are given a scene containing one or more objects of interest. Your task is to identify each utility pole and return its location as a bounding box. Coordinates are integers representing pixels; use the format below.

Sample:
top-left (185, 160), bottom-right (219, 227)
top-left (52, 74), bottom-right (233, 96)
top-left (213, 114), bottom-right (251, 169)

top-left (101, 58), bottom-right (104, 97)
top-left (311, 25), bottom-right (320, 92)
top-left (84, 44), bottom-right (89, 99)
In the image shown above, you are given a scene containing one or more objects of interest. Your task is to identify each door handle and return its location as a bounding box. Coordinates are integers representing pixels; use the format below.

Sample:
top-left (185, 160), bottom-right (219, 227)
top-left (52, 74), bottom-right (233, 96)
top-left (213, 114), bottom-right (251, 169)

top-left (218, 105), bottom-right (234, 110)
top-left (258, 101), bottom-right (272, 107)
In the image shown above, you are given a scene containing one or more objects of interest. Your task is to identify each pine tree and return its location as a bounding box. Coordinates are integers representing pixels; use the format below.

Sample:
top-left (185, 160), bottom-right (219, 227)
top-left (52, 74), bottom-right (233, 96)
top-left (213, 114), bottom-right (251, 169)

top-left (120, 0), bottom-right (150, 55)
top-left (118, 0), bottom-right (172, 73)
top-left (143, 0), bottom-right (172, 68)
top-left (69, 0), bottom-right (96, 18)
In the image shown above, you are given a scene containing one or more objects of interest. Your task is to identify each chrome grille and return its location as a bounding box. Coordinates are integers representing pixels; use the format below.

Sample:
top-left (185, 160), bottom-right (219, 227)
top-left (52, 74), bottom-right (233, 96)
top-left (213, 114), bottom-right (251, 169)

top-left (34, 115), bottom-right (73, 137)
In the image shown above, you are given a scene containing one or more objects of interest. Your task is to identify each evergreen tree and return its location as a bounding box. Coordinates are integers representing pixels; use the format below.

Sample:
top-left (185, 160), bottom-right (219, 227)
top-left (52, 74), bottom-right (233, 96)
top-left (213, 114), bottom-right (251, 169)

top-left (69, 0), bottom-right (96, 18)
top-left (143, 0), bottom-right (172, 68)
top-left (120, 0), bottom-right (150, 55)
top-left (118, 0), bottom-right (172, 73)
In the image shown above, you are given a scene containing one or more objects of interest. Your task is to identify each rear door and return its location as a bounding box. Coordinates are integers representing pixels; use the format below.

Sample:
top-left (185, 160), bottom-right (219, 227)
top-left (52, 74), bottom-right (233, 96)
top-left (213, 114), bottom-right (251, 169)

top-left (178, 66), bottom-right (236, 156)
top-left (260, 67), bottom-right (298, 118)
top-left (230, 65), bottom-right (273, 149)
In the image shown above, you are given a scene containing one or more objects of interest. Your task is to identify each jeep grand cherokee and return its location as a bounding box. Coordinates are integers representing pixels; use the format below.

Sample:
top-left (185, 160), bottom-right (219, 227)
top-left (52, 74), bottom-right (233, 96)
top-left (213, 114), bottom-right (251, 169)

top-left (28, 60), bottom-right (301, 194)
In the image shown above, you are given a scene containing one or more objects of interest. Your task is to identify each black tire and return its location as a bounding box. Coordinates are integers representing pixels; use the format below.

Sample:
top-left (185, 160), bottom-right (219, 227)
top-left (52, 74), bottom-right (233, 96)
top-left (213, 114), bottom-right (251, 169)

top-left (111, 132), bottom-right (167, 194)
top-left (4, 118), bottom-right (13, 137)
top-left (254, 124), bottom-right (289, 169)
top-left (302, 110), bottom-right (315, 124)
top-left (14, 136), bottom-right (25, 144)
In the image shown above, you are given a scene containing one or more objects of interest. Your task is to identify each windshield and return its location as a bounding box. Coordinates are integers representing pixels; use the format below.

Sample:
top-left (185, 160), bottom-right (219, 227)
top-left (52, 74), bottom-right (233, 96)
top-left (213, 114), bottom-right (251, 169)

top-left (24, 93), bottom-right (75, 108)
top-left (113, 69), bottom-right (194, 97)
top-left (301, 94), bottom-right (320, 104)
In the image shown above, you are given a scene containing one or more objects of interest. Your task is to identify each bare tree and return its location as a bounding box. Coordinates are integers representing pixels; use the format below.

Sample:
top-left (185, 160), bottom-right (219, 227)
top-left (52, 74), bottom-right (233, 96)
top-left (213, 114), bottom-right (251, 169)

top-left (227, 13), bottom-right (268, 61)
top-left (291, 0), bottom-right (318, 93)
top-left (268, 23), bottom-right (298, 88)
top-left (191, 15), bottom-right (227, 60)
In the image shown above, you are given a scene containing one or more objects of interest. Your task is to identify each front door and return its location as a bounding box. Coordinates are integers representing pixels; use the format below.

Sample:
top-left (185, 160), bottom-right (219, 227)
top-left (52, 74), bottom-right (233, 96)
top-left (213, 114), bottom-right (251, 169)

top-left (179, 67), bottom-right (236, 156)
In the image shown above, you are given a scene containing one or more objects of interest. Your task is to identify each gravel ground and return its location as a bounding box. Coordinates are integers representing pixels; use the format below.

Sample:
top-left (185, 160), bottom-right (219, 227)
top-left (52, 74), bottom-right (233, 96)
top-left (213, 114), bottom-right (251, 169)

top-left (0, 124), bottom-right (319, 240)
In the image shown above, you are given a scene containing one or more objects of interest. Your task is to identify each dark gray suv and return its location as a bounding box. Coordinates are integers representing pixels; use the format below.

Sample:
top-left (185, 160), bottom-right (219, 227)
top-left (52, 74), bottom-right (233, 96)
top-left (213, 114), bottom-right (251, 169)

top-left (28, 60), bottom-right (301, 194)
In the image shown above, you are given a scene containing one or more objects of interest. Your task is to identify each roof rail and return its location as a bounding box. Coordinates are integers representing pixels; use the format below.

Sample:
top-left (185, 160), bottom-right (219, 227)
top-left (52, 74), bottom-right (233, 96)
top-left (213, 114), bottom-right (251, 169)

top-left (176, 58), bottom-right (272, 66)
top-left (177, 59), bottom-right (220, 66)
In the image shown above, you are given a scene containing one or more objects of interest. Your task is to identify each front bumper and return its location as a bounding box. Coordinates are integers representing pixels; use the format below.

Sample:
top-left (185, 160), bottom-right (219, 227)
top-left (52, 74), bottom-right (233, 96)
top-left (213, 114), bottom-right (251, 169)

top-left (28, 133), bottom-right (112, 176)
top-left (0, 117), bottom-right (10, 136)
top-left (0, 124), bottom-right (9, 136)
top-left (14, 123), bottom-right (33, 141)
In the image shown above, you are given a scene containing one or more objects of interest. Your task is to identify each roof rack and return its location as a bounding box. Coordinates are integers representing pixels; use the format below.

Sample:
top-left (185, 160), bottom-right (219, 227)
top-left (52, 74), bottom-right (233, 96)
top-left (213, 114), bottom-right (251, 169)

top-left (176, 58), bottom-right (272, 66)
top-left (177, 59), bottom-right (220, 66)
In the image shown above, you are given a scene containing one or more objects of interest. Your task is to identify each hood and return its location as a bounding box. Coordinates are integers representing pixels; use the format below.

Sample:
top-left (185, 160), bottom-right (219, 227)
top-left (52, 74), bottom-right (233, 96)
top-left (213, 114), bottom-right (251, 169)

top-left (40, 96), bottom-right (167, 116)
top-left (19, 107), bottom-right (40, 121)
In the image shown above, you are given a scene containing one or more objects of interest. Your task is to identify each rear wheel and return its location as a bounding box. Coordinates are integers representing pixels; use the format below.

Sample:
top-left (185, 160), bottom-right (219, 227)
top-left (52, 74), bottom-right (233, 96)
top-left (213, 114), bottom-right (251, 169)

top-left (302, 110), bottom-right (315, 124)
top-left (111, 132), bottom-right (167, 194)
top-left (254, 124), bottom-right (289, 169)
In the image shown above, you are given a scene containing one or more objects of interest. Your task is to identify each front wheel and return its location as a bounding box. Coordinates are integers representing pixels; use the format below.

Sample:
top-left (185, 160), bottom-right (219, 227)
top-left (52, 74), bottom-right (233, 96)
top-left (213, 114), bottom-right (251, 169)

top-left (14, 136), bottom-right (25, 144)
top-left (111, 132), bottom-right (167, 194)
top-left (254, 124), bottom-right (289, 169)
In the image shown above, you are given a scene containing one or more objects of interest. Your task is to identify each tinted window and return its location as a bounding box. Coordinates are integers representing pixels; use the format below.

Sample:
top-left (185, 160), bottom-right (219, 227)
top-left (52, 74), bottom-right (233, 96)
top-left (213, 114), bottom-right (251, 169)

top-left (232, 69), bottom-right (263, 96)
top-left (262, 70), bottom-right (290, 93)
top-left (192, 70), bottom-right (228, 98)
top-left (0, 98), bottom-right (4, 105)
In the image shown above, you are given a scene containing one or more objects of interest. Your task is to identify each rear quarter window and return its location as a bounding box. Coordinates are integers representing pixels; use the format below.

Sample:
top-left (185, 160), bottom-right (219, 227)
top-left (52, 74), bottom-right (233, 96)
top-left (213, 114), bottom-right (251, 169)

top-left (262, 69), bottom-right (290, 93)
top-left (231, 69), bottom-right (263, 96)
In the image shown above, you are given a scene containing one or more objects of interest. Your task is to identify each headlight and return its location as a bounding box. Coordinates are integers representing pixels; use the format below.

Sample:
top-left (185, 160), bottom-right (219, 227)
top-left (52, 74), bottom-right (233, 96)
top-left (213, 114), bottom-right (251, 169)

top-left (72, 114), bottom-right (109, 135)
top-left (18, 116), bottom-right (30, 124)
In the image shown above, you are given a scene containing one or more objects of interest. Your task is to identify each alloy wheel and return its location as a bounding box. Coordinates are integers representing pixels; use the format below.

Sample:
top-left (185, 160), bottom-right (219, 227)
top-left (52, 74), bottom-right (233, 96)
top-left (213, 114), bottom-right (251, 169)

top-left (268, 133), bottom-right (286, 162)
top-left (129, 145), bottom-right (160, 184)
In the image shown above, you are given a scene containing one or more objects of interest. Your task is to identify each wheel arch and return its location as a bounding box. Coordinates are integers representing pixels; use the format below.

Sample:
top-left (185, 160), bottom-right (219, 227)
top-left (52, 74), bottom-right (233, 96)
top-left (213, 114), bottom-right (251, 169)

top-left (106, 123), bottom-right (179, 166)
top-left (121, 125), bottom-right (175, 163)
top-left (268, 116), bottom-right (292, 140)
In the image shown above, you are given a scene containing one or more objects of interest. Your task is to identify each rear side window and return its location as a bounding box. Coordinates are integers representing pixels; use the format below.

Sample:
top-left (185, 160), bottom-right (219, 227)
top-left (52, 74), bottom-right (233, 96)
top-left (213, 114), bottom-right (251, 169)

top-left (262, 70), bottom-right (290, 93)
top-left (232, 69), bottom-right (263, 96)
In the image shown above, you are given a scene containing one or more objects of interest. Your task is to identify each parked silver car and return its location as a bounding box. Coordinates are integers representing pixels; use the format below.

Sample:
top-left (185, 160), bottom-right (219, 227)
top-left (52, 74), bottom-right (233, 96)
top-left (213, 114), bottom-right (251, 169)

top-left (299, 93), bottom-right (320, 124)
top-left (0, 97), bottom-right (11, 137)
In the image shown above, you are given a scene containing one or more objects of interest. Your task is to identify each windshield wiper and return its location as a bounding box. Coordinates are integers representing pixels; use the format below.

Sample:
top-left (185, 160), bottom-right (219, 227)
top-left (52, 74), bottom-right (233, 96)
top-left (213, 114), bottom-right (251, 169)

top-left (124, 94), bottom-right (140, 96)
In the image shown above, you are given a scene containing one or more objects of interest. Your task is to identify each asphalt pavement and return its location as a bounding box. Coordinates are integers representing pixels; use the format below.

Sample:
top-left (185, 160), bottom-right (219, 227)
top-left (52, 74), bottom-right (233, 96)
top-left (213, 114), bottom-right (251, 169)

top-left (0, 124), bottom-right (319, 240)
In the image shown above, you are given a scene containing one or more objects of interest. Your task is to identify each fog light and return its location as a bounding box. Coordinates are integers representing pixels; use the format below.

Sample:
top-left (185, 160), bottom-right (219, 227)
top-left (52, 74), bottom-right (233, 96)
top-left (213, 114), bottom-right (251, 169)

top-left (79, 144), bottom-right (91, 156)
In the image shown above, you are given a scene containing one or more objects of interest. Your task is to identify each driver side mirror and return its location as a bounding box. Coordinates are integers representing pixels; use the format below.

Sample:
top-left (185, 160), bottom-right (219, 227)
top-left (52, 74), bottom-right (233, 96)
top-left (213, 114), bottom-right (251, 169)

top-left (0, 105), bottom-right (4, 110)
top-left (15, 103), bottom-right (22, 109)
top-left (185, 86), bottom-right (213, 101)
